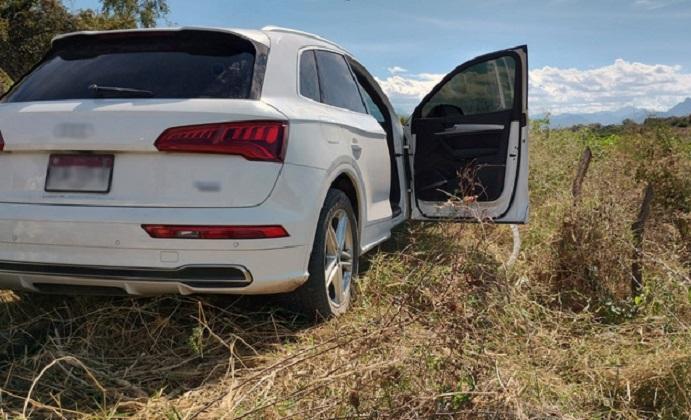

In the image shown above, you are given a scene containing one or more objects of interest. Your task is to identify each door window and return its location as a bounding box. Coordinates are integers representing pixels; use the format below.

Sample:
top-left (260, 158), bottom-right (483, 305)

top-left (421, 56), bottom-right (516, 118)
top-left (314, 50), bottom-right (366, 113)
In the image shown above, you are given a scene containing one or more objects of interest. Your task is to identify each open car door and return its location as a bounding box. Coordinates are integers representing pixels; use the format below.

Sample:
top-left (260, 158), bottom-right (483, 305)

top-left (407, 46), bottom-right (528, 223)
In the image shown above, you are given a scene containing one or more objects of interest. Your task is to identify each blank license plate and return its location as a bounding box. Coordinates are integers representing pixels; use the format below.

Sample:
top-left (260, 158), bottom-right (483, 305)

top-left (45, 154), bottom-right (114, 193)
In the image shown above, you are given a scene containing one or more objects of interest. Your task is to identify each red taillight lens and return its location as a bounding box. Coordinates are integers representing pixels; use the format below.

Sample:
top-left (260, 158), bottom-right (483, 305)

top-left (154, 121), bottom-right (288, 162)
top-left (142, 225), bottom-right (289, 240)
top-left (0, 131), bottom-right (4, 151)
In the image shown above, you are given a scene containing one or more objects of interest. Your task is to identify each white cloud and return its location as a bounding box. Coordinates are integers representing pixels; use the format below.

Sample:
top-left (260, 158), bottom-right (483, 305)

top-left (376, 59), bottom-right (691, 115)
top-left (530, 59), bottom-right (691, 114)
top-left (386, 66), bottom-right (408, 74)
top-left (375, 72), bottom-right (444, 113)
top-left (633, 0), bottom-right (688, 10)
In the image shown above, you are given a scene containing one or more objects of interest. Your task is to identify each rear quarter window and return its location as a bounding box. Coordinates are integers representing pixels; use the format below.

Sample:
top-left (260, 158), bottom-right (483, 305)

top-left (299, 50), bottom-right (321, 102)
top-left (3, 31), bottom-right (262, 102)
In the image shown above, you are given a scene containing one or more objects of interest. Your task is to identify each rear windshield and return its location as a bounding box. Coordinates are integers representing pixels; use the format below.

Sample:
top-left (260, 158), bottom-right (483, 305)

top-left (3, 31), bottom-right (258, 102)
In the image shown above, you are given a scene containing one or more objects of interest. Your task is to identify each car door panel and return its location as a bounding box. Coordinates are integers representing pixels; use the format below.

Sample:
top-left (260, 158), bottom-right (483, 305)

top-left (407, 46), bottom-right (528, 223)
top-left (413, 110), bottom-right (511, 203)
top-left (311, 49), bottom-right (393, 226)
top-left (340, 114), bottom-right (392, 224)
top-left (319, 108), bottom-right (392, 225)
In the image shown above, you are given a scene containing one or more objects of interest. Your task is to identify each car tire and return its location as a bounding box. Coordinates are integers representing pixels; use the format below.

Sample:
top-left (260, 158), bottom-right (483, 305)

top-left (286, 188), bottom-right (359, 320)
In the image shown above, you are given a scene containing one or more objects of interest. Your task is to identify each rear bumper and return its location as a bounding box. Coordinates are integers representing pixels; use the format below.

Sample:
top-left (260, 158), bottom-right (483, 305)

top-left (0, 163), bottom-right (326, 296)
top-left (0, 245), bottom-right (310, 295)
top-left (0, 262), bottom-right (256, 295)
top-left (0, 258), bottom-right (310, 296)
top-left (0, 260), bottom-right (252, 290)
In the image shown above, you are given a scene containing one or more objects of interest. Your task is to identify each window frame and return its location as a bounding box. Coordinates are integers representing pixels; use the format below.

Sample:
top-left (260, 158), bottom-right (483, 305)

top-left (348, 59), bottom-right (391, 126)
top-left (296, 46), bottom-right (368, 115)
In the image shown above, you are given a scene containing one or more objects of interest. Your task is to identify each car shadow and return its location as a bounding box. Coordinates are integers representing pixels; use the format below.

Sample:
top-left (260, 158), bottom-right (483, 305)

top-left (359, 222), bottom-right (410, 270)
top-left (0, 290), bottom-right (311, 417)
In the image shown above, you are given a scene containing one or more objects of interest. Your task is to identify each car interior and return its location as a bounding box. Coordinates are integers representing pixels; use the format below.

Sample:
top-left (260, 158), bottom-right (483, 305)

top-left (411, 54), bottom-right (519, 210)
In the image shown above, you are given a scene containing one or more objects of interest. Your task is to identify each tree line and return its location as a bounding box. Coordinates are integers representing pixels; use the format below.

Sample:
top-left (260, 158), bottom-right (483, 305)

top-left (0, 0), bottom-right (169, 93)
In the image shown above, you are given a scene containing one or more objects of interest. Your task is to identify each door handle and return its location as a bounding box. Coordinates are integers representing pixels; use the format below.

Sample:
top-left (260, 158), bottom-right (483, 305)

top-left (351, 139), bottom-right (363, 159)
top-left (351, 138), bottom-right (362, 153)
top-left (437, 124), bottom-right (505, 135)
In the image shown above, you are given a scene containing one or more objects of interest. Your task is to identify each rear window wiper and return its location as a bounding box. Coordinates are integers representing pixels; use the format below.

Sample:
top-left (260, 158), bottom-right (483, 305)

top-left (88, 84), bottom-right (154, 98)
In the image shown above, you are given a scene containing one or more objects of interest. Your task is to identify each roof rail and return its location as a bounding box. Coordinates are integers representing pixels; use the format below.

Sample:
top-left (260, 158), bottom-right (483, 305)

top-left (261, 25), bottom-right (351, 54)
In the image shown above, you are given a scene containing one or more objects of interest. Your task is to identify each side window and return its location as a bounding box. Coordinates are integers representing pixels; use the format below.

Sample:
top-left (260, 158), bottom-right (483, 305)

top-left (421, 56), bottom-right (516, 118)
top-left (314, 50), bottom-right (366, 113)
top-left (299, 50), bottom-right (320, 102)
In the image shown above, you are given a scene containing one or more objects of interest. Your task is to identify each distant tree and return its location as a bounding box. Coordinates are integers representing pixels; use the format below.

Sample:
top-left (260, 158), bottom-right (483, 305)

top-left (0, 0), bottom-right (169, 87)
top-left (0, 0), bottom-right (78, 81)
top-left (0, 67), bottom-right (11, 92)
top-left (530, 113), bottom-right (551, 137)
top-left (99, 0), bottom-right (169, 28)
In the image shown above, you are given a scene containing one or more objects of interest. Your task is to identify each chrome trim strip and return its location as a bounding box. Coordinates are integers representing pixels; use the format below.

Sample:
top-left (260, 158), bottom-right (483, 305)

top-left (0, 261), bottom-right (253, 286)
top-left (437, 124), bottom-right (505, 135)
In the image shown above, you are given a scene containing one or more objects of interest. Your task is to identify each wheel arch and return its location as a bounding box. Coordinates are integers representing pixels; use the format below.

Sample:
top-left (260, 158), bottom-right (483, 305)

top-left (319, 161), bottom-right (366, 227)
top-left (302, 164), bottom-right (367, 270)
top-left (329, 173), bottom-right (360, 224)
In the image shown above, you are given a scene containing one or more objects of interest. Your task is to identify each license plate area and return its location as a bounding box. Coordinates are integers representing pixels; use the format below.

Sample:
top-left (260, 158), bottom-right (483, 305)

top-left (45, 154), bottom-right (114, 193)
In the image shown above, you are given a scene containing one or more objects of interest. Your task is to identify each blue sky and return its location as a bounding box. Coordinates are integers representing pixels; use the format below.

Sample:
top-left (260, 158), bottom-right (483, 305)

top-left (67, 0), bottom-right (691, 114)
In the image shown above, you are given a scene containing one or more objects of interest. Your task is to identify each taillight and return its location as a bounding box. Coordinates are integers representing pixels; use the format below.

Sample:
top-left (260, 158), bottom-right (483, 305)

top-left (154, 121), bottom-right (288, 162)
top-left (142, 225), bottom-right (289, 240)
top-left (0, 131), bottom-right (4, 151)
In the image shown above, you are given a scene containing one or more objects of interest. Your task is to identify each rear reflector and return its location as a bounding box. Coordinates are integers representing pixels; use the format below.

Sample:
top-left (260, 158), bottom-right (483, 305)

top-left (142, 225), bottom-right (289, 240)
top-left (154, 121), bottom-right (288, 162)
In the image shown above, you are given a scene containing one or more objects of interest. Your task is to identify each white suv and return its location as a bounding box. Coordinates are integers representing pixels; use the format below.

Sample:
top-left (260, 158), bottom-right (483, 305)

top-left (0, 27), bottom-right (529, 318)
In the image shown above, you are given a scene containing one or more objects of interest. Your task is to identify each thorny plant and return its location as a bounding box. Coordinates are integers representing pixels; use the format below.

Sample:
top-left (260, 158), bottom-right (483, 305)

top-left (435, 161), bottom-right (493, 222)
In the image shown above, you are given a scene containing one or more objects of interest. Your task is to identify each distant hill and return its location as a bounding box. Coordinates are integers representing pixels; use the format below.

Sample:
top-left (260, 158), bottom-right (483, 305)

top-left (546, 97), bottom-right (691, 128)
top-left (661, 97), bottom-right (691, 117)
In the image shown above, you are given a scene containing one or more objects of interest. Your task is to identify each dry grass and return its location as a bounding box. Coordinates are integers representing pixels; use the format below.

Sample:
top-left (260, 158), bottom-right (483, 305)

top-left (1, 124), bottom-right (689, 419)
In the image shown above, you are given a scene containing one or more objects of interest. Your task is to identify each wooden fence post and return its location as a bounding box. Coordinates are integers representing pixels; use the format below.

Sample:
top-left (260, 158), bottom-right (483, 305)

top-left (631, 183), bottom-right (654, 295)
top-left (572, 147), bottom-right (592, 202)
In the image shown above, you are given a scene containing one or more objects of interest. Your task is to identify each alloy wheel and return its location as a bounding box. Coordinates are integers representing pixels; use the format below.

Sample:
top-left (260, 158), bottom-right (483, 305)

top-left (324, 209), bottom-right (354, 309)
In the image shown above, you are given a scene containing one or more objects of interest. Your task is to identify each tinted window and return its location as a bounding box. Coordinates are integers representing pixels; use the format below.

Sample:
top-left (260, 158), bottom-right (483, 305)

top-left (4, 31), bottom-right (256, 102)
top-left (314, 51), bottom-right (366, 113)
top-left (421, 56), bottom-right (516, 118)
top-left (299, 50), bottom-right (320, 102)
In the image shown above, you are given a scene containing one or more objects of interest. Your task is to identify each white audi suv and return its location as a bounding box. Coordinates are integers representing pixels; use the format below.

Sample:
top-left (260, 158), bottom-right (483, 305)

top-left (0, 26), bottom-right (529, 318)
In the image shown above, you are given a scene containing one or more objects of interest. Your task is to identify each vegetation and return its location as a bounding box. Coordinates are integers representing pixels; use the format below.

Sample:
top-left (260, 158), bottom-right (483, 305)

top-left (0, 122), bottom-right (689, 418)
top-left (564, 113), bottom-right (691, 134)
top-left (0, 0), bottom-right (169, 90)
top-left (645, 115), bottom-right (691, 129)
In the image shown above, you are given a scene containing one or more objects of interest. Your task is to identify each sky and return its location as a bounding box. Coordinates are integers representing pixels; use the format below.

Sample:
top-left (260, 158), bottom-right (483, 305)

top-left (67, 0), bottom-right (691, 115)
